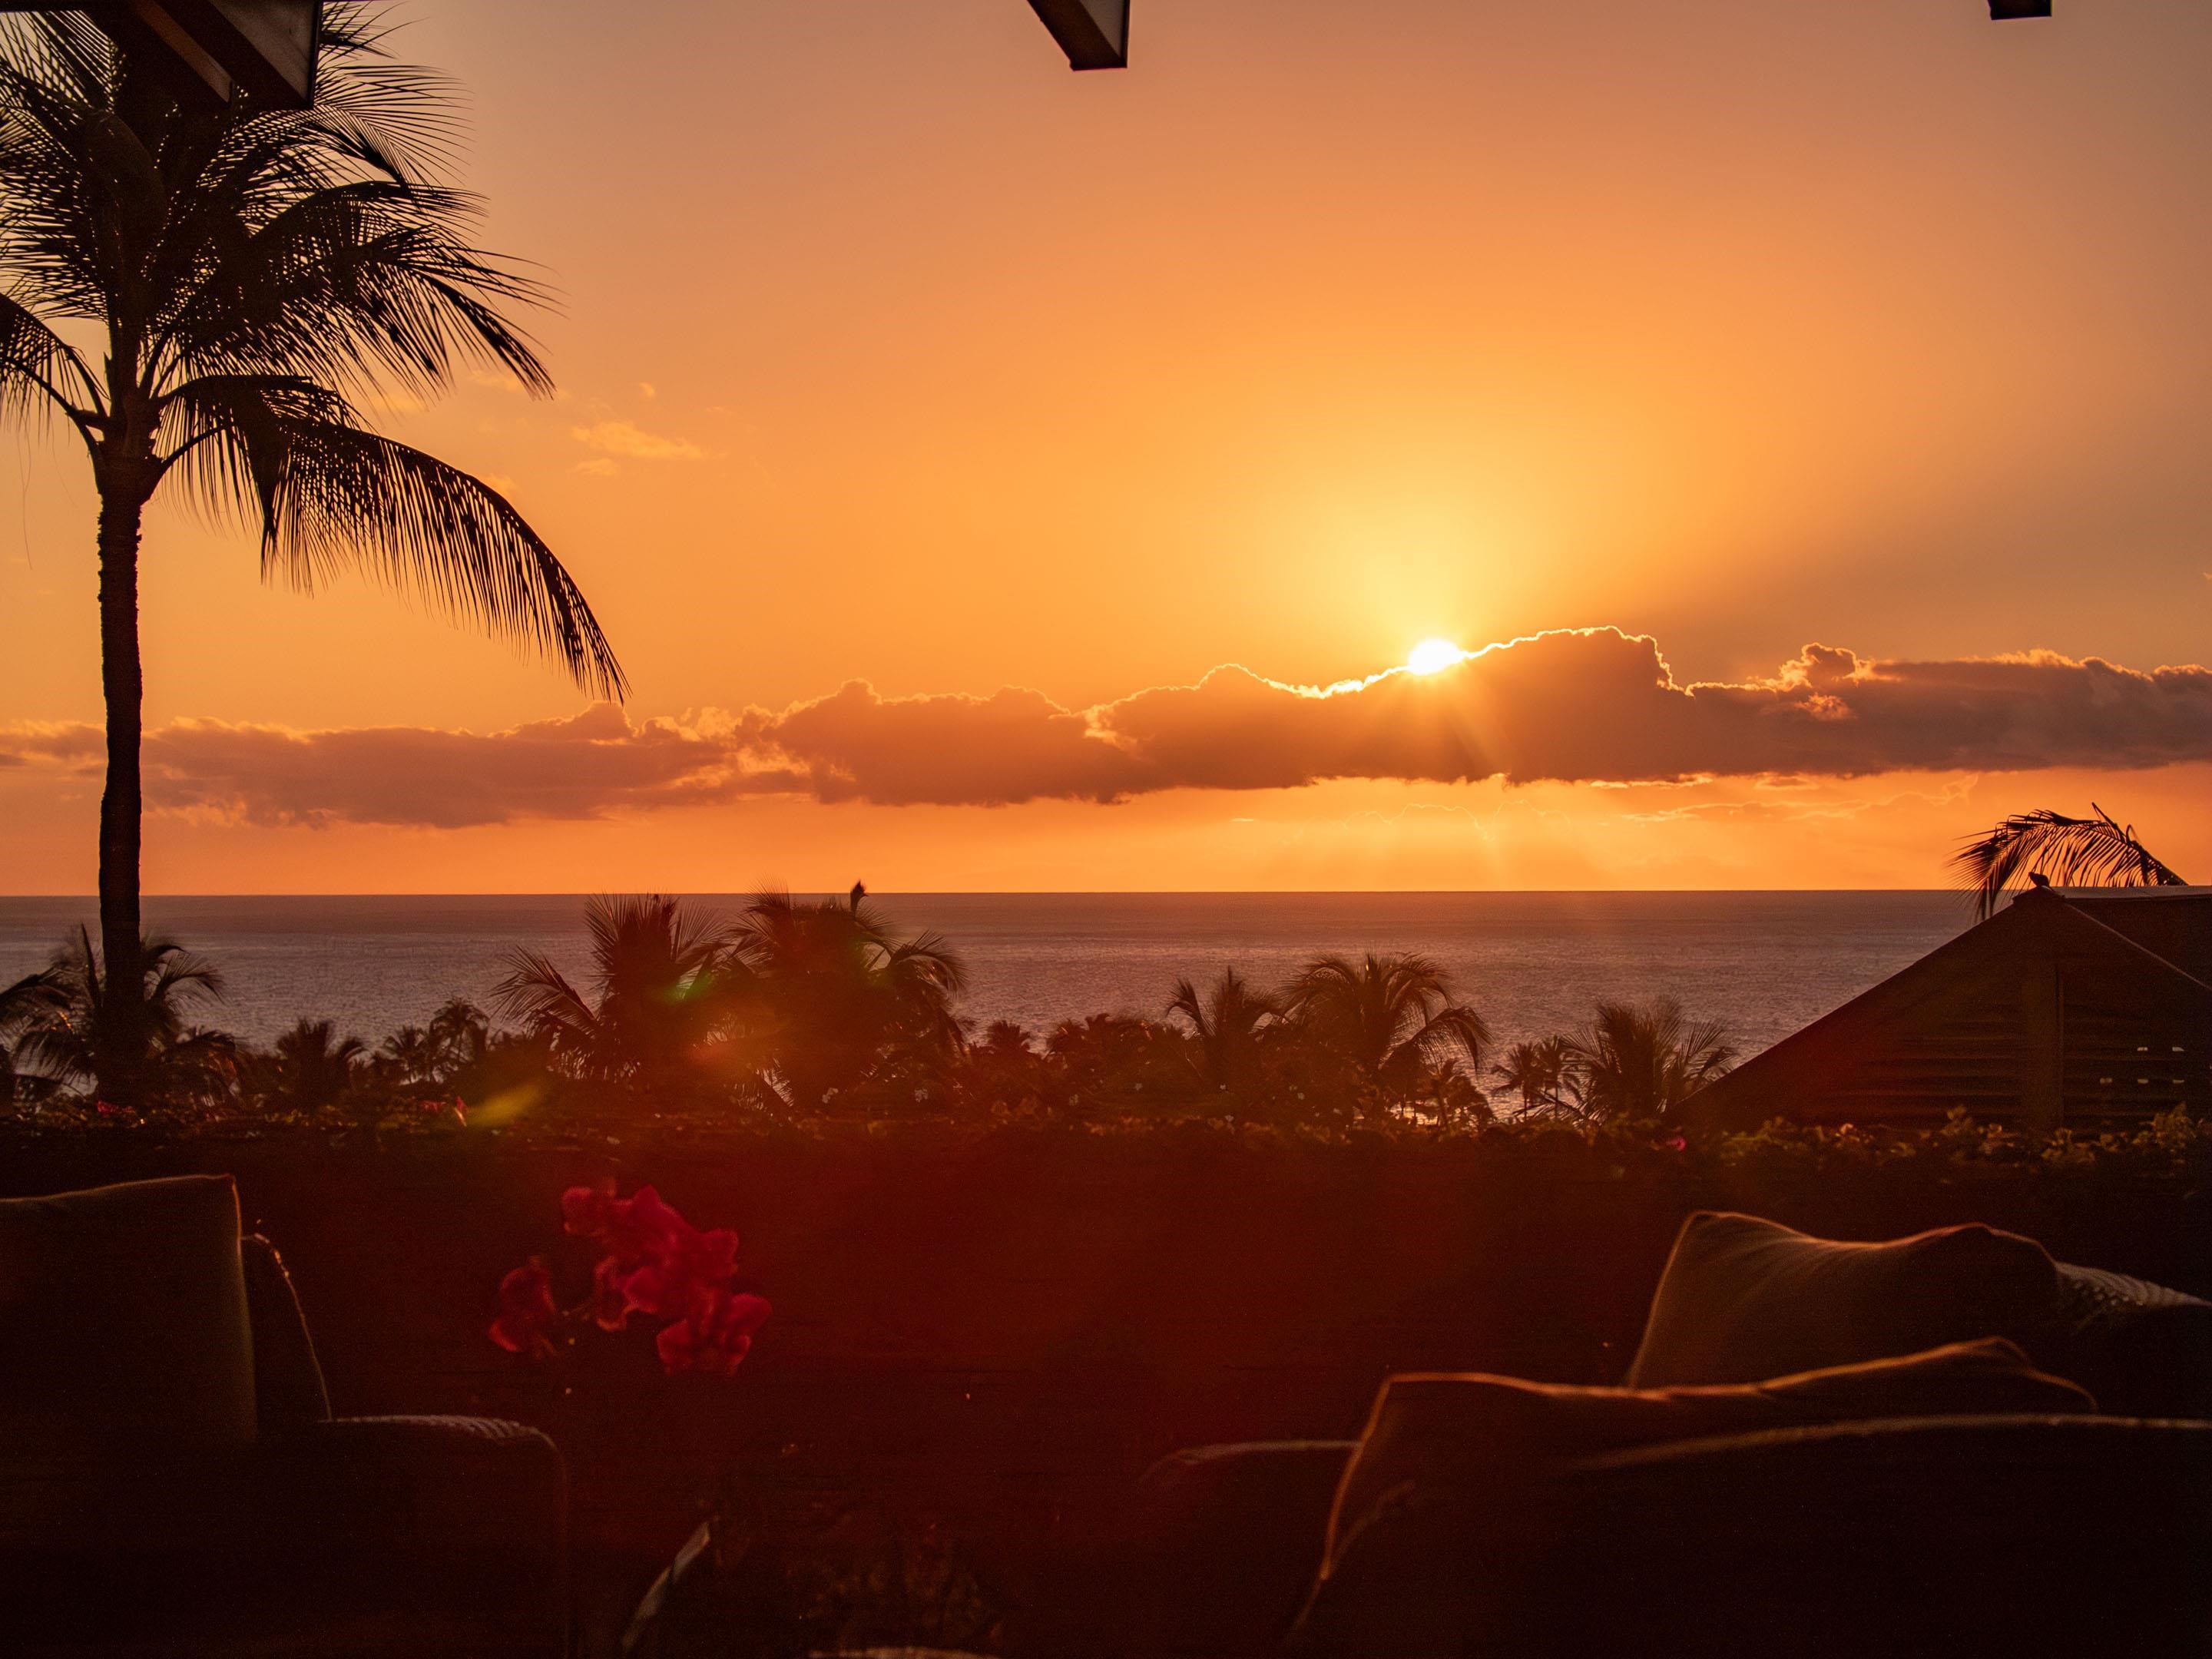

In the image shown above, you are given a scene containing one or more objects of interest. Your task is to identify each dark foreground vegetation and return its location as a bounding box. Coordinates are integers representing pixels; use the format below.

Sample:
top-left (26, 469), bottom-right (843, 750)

top-left (0, 1114), bottom-right (2204, 1651)
top-left (5, 889), bottom-right (2207, 1648)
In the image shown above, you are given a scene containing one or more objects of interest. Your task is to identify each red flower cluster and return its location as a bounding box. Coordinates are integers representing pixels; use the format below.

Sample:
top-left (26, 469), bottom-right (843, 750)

top-left (489, 1181), bottom-right (770, 1377)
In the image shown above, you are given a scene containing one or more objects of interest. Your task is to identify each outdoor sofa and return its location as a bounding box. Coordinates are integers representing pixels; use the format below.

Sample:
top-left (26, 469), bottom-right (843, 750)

top-left (1035, 1210), bottom-right (2212, 1659)
top-left (0, 1174), bottom-right (568, 1659)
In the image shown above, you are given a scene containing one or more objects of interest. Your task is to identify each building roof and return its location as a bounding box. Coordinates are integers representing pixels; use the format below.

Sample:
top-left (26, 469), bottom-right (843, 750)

top-left (1684, 886), bottom-right (2212, 1130)
top-left (2051, 887), bottom-right (2212, 984)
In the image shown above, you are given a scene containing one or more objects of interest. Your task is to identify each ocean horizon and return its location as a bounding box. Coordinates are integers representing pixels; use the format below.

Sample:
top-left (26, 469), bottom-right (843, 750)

top-left (0, 890), bottom-right (1971, 1059)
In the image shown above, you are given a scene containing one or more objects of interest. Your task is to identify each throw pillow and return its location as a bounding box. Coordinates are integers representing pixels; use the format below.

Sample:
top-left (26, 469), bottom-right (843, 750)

top-left (1624, 1210), bottom-right (2061, 1387)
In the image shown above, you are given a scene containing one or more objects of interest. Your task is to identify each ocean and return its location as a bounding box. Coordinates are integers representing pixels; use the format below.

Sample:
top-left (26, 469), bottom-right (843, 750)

top-left (0, 892), bottom-right (1969, 1059)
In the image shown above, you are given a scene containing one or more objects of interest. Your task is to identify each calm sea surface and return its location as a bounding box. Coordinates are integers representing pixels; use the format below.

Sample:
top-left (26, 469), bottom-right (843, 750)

top-left (0, 892), bottom-right (1968, 1056)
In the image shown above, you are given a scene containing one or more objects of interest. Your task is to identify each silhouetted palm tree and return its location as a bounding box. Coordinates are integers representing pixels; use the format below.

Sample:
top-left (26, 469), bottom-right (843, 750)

top-left (267, 1017), bottom-right (365, 1114)
top-left (496, 896), bottom-right (743, 1106)
top-left (1165, 966), bottom-right (1281, 1101)
top-left (1566, 998), bottom-right (1734, 1123)
top-left (1951, 805), bottom-right (2185, 920)
top-left (0, 967), bottom-right (63, 1104)
top-left (736, 889), bottom-right (965, 1114)
top-left (0, 9), bottom-right (622, 1104)
top-left (15, 928), bottom-right (233, 1104)
top-left (377, 1023), bottom-right (440, 1089)
top-left (1493, 1035), bottom-right (1576, 1119)
top-left (1284, 952), bottom-right (1490, 1094)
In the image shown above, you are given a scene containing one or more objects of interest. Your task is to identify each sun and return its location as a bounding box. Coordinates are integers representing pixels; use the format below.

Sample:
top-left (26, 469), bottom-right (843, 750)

top-left (1406, 638), bottom-right (1463, 675)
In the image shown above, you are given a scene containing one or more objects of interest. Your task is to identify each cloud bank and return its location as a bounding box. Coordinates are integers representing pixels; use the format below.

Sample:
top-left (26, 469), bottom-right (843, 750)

top-left (5, 630), bottom-right (2207, 828)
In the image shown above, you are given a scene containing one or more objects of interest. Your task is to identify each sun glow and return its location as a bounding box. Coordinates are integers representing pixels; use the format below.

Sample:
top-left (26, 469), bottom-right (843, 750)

top-left (1406, 638), bottom-right (1463, 675)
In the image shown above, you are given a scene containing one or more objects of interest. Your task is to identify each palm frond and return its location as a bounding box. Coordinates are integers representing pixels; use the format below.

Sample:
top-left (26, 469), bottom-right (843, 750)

top-left (0, 290), bottom-right (96, 424)
top-left (260, 418), bottom-right (624, 697)
top-left (1949, 805), bottom-right (2185, 920)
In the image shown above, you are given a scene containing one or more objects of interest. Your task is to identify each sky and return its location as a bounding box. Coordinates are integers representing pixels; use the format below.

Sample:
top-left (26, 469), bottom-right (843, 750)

top-left (3, 0), bottom-right (2209, 893)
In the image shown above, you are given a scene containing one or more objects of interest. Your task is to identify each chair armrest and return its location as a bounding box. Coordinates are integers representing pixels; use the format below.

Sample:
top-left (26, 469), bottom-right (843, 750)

top-left (991, 1439), bottom-right (1356, 1659)
top-left (261, 1414), bottom-right (567, 1655)
top-left (1128, 1441), bottom-right (1356, 1658)
top-left (0, 1418), bottom-right (568, 1659)
top-left (263, 1413), bottom-right (565, 1560)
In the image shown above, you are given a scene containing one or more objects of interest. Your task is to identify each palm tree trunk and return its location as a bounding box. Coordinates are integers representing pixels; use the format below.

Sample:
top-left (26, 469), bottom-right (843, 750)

top-left (94, 465), bottom-right (151, 1106)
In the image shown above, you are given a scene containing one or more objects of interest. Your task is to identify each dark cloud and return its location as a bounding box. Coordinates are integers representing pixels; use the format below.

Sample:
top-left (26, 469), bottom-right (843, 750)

top-left (4, 631), bottom-right (2206, 826)
top-left (1085, 631), bottom-right (2212, 789)
top-left (733, 681), bottom-right (1151, 806)
top-left (0, 705), bottom-right (769, 829)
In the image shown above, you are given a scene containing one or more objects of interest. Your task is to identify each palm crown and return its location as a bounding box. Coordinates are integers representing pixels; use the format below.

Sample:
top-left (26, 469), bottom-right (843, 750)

top-left (1283, 952), bottom-right (1489, 1092)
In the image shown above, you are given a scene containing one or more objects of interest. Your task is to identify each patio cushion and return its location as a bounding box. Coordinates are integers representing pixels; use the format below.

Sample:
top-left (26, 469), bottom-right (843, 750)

top-left (1624, 1210), bottom-right (2060, 1387)
top-left (0, 1175), bottom-right (257, 1457)
top-left (1322, 1336), bottom-right (2092, 1583)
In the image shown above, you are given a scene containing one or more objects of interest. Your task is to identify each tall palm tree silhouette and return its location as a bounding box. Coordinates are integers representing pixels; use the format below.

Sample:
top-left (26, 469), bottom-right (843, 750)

top-left (1283, 952), bottom-right (1490, 1095)
top-left (1950, 806), bottom-right (2184, 920)
top-left (0, 10), bottom-right (623, 1103)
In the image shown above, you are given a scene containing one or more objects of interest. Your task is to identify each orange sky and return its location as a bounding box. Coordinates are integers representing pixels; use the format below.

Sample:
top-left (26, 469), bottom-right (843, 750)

top-left (3, 0), bottom-right (2209, 892)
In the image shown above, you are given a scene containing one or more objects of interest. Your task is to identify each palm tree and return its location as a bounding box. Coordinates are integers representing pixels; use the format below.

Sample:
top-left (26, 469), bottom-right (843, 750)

top-left (1566, 998), bottom-right (1734, 1124)
top-left (495, 896), bottom-right (745, 1107)
top-left (0, 10), bottom-right (623, 1104)
top-left (1283, 952), bottom-right (1491, 1097)
top-left (377, 1023), bottom-right (439, 1089)
top-left (0, 966), bottom-right (63, 1104)
top-left (735, 888), bottom-right (966, 1114)
top-left (1165, 966), bottom-right (1281, 1101)
top-left (15, 927), bottom-right (234, 1104)
top-left (265, 1017), bottom-right (365, 1113)
top-left (1493, 1035), bottom-right (1576, 1120)
top-left (1951, 805), bottom-right (2185, 920)
top-left (425, 996), bottom-right (490, 1076)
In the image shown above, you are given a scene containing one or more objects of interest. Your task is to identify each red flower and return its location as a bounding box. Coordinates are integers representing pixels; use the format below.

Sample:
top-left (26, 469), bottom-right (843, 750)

top-left (512, 1182), bottom-right (762, 1379)
top-left (488, 1261), bottom-right (558, 1358)
top-left (618, 1223), bottom-right (741, 1321)
top-left (565, 1181), bottom-right (696, 1268)
top-left (655, 1290), bottom-right (772, 1377)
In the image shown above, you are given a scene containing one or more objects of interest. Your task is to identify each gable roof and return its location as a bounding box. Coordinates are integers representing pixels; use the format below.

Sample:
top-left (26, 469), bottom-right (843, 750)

top-left (1684, 887), bottom-right (2212, 1129)
top-left (2053, 887), bottom-right (2212, 984)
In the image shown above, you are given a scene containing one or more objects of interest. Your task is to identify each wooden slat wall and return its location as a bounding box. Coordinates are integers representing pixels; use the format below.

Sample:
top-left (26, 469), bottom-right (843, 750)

top-left (1786, 985), bottom-right (2207, 1128)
